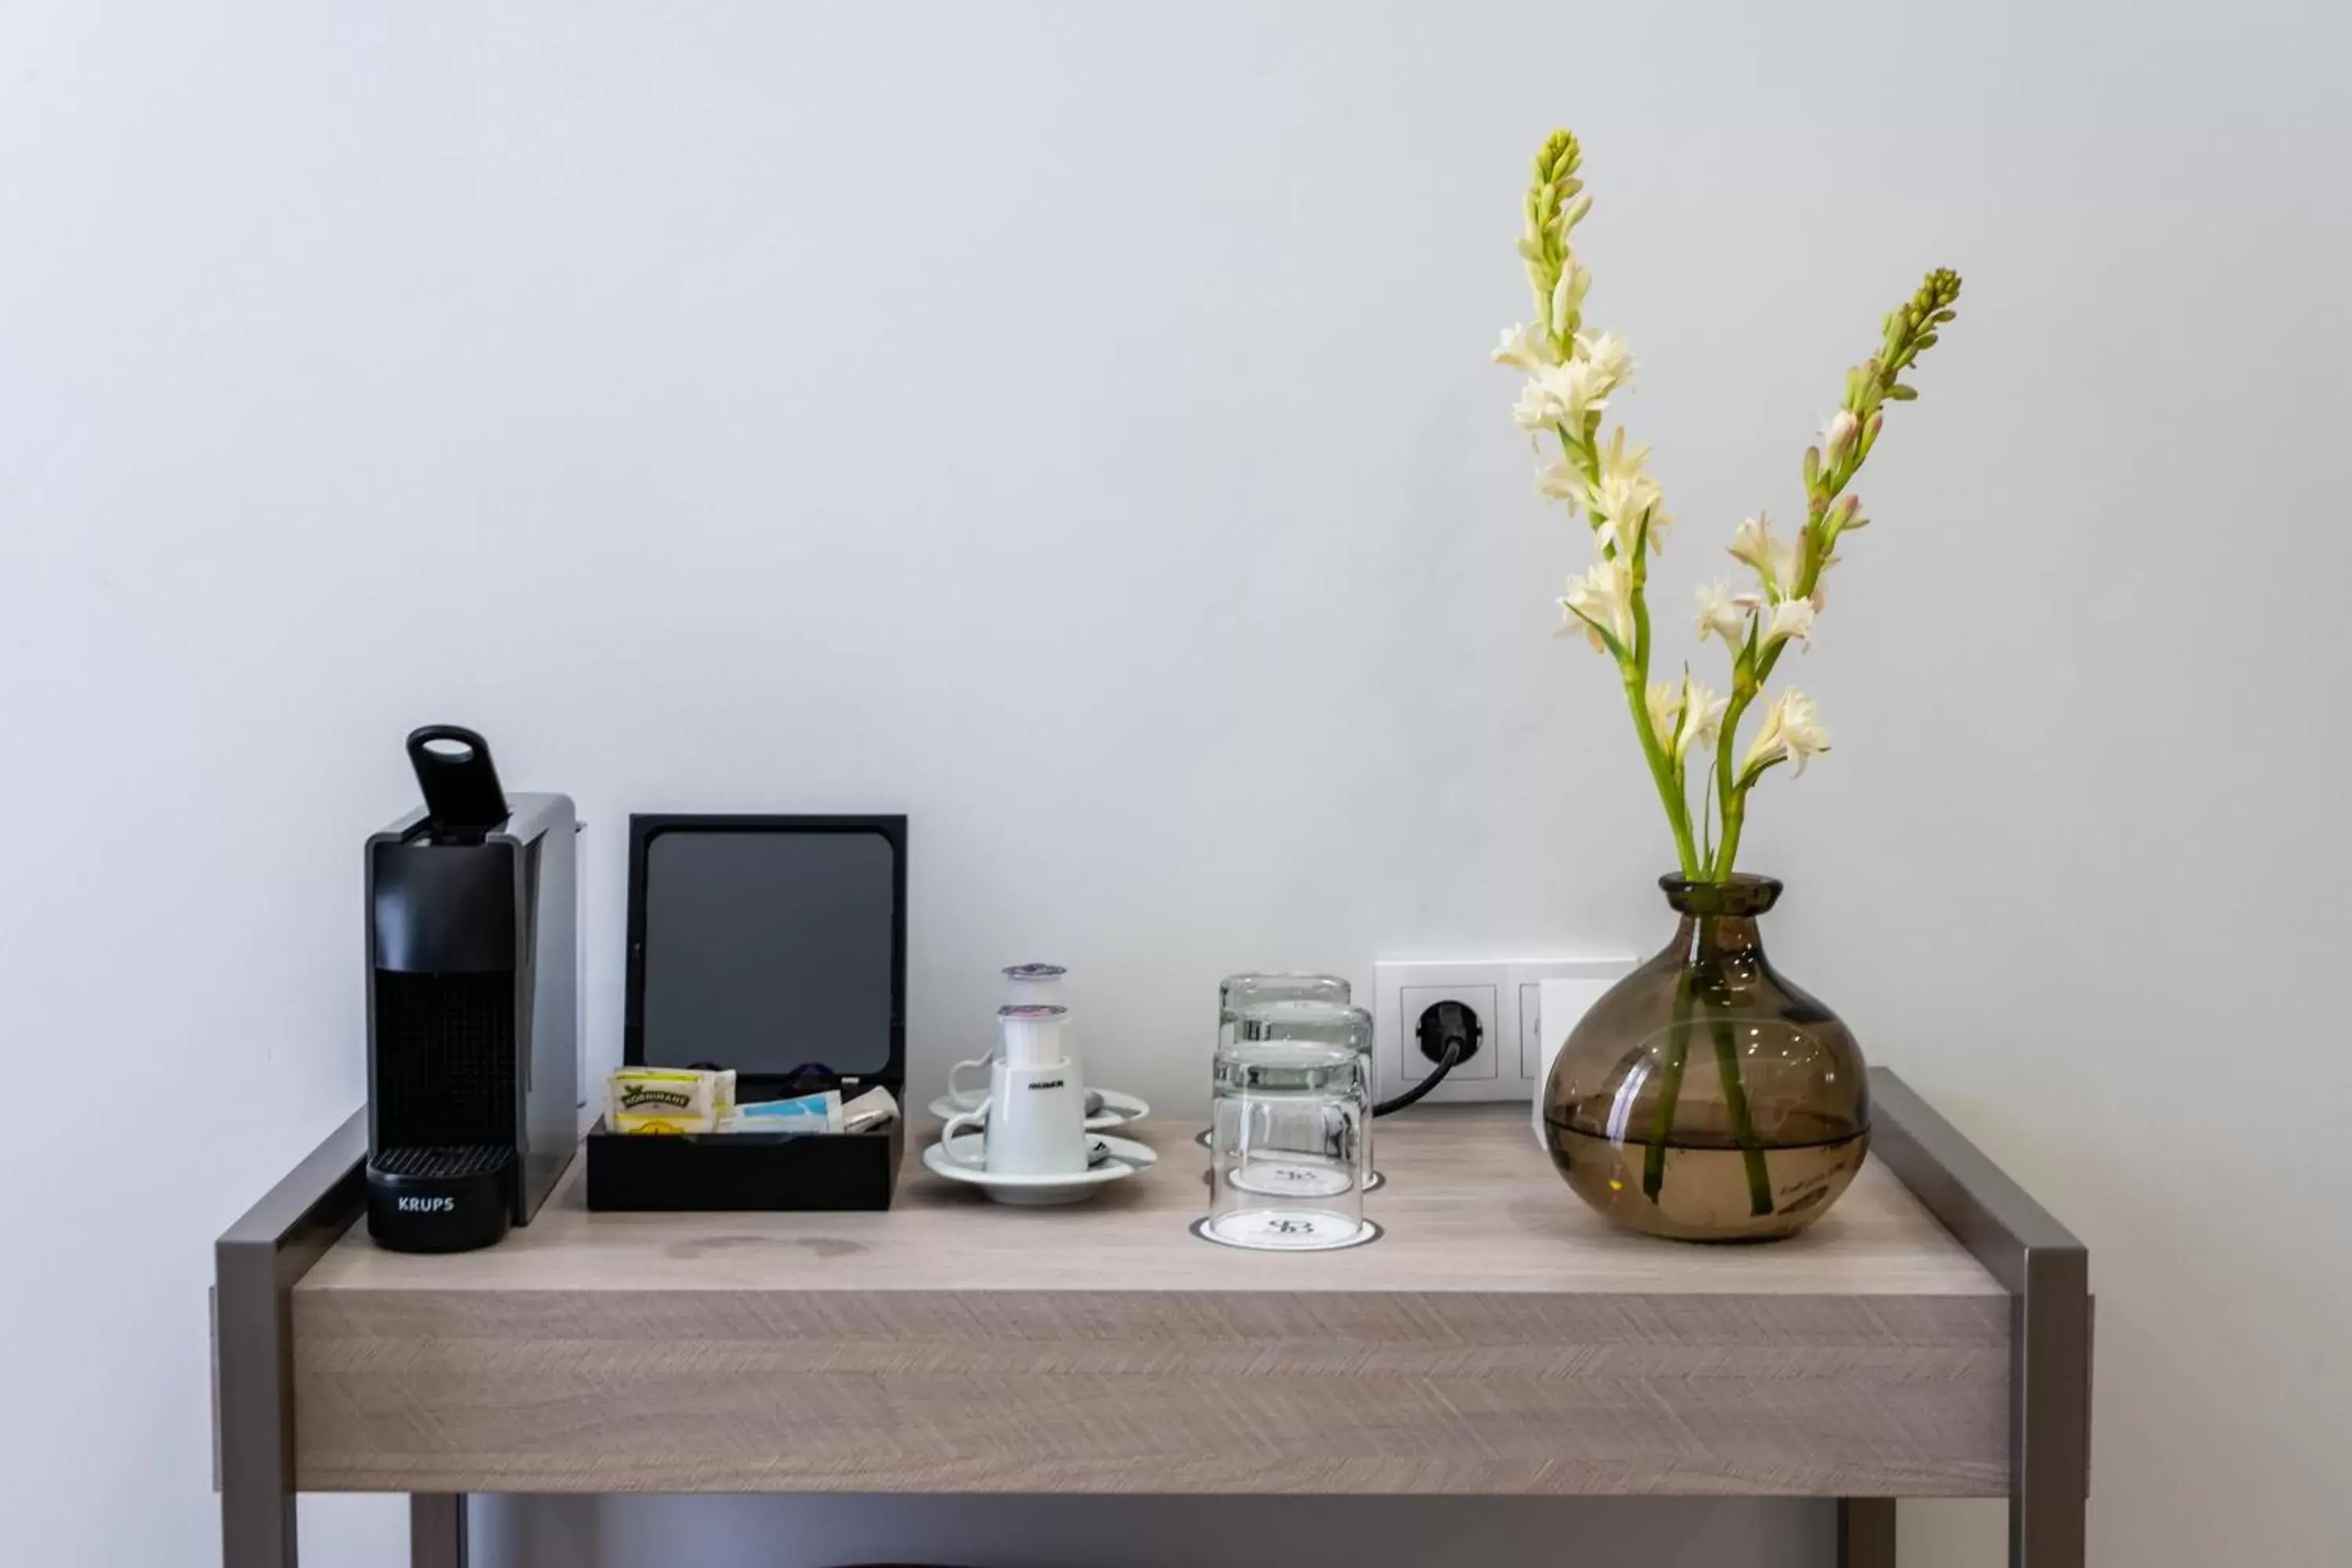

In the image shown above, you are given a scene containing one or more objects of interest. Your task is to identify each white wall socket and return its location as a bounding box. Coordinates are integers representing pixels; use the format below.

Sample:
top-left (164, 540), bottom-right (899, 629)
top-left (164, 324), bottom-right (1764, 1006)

top-left (1372, 957), bottom-right (1635, 1105)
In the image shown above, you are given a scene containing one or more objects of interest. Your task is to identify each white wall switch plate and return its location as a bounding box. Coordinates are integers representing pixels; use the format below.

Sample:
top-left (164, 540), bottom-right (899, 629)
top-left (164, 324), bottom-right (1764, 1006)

top-left (1374, 957), bottom-right (1635, 1105)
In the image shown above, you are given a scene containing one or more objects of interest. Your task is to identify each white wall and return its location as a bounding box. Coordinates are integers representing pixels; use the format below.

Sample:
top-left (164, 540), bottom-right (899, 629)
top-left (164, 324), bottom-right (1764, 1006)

top-left (2, 2), bottom-right (2347, 1565)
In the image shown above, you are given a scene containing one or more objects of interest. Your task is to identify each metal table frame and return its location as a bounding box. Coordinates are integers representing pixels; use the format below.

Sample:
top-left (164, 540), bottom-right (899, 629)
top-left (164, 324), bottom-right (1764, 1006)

top-left (215, 1069), bottom-right (2089, 1568)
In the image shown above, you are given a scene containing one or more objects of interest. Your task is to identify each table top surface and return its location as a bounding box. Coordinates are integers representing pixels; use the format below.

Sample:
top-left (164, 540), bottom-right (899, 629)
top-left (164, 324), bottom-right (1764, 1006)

top-left (301, 1103), bottom-right (1998, 1299)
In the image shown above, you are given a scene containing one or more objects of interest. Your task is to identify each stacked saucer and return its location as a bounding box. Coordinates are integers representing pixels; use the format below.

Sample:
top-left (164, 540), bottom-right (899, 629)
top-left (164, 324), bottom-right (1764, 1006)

top-left (927, 1086), bottom-right (1149, 1132)
top-left (923, 1132), bottom-right (1157, 1207)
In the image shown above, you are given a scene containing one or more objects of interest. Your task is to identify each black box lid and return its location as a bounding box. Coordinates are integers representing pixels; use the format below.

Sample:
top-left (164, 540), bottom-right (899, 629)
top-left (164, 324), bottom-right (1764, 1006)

top-left (623, 814), bottom-right (907, 1095)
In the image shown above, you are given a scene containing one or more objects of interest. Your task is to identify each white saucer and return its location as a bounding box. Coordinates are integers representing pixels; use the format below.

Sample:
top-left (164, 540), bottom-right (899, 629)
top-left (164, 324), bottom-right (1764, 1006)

top-left (928, 1088), bottom-right (1150, 1132)
top-left (922, 1133), bottom-right (1158, 1206)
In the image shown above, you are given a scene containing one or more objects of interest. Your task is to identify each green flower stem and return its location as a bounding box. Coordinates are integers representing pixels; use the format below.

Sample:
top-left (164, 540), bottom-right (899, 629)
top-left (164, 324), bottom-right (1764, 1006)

top-left (1622, 666), bottom-right (1701, 879)
top-left (1711, 794), bottom-right (1751, 894)
top-left (1646, 928), bottom-right (1775, 1218)
top-left (1622, 548), bottom-right (1701, 879)
top-left (1709, 658), bottom-right (1760, 882)
top-left (1622, 495), bottom-right (1700, 880)
top-left (1706, 554), bottom-right (1815, 880)
top-left (1704, 987), bottom-right (1775, 1217)
top-left (1645, 969), bottom-right (1697, 1200)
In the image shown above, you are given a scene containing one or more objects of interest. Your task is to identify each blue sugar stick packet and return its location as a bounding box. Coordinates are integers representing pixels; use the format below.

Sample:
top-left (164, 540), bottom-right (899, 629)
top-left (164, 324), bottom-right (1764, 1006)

top-left (724, 1089), bottom-right (843, 1133)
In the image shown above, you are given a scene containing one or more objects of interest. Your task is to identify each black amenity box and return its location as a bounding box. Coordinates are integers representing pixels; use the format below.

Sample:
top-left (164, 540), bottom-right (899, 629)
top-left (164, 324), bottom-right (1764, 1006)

top-left (585, 814), bottom-right (907, 1212)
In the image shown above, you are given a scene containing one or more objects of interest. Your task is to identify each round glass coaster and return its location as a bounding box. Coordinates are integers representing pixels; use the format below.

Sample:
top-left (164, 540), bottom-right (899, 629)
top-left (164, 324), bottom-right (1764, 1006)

top-left (1196, 1128), bottom-right (1385, 1191)
top-left (1192, 1211), bottom-right (1382, 1253)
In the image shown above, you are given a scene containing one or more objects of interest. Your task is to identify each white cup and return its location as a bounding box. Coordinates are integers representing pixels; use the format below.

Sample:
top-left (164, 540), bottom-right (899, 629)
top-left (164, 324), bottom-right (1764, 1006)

top-left (949, 989), bottom-right (1083, 1109)
top-left (942, 1053), bottom-right (1087, 1176)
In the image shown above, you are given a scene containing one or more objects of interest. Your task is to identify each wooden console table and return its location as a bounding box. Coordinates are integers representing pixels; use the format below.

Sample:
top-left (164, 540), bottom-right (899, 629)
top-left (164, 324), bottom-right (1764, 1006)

top-left (216, 1069), bottom-right (2088, 1566)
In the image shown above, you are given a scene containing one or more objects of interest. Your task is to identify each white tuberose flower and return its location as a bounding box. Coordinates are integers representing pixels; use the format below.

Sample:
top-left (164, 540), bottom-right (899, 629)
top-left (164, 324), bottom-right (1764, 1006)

top-left (1510, 377), bottom-right (1554, 432)
top-left (1693, 581), bottom-right (1748, 648)
top-left (1760, 596), bottom-right (1817, 649)
top-left (1548, 256), bottom-right (1592, 336)
top-left (1728, 511), bottom-right (1800, 595)
top-left (1512, 355), bottom-right (1622, 433)
top-left (1559, 557), bottom-right (1635, 652)
top-left (1574, 330), bottom-right (1636, 392)
top-left (1819, 408), bottom-right (1860, 461)
top-left (1739, 689), bottom-right (1831, 780)
top-left (1510, 378), bottom-right (1553, 432)
top-left (1491, 323), bottom-right (1555, 372)
top-left (1536, 457), bottom-right (1586, 506)
top-left (1588, 426), bottom-right (1665, 554)
top-left (1645, 681), bottom-right (1685, 753)
top-left (1673, 676), bottom-right (1727, 763)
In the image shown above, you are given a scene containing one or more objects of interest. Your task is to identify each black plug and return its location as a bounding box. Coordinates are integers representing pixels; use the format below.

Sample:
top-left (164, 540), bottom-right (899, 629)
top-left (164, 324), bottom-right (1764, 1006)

top-left (1376, 1000), bottom-right (1481, 1117)
top-left (1416, 1000), bottom-right (1482, 1066)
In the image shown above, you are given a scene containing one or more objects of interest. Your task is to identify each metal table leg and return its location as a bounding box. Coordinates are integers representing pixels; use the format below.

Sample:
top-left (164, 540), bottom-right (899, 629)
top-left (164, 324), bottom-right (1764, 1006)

top-left (215, 1111), bottom-right (368, 1568)
top-left (410, 1495), bottom-right (470, 1568)
top-left (1871, 1070), bottom-right (2092, 1568)
top-left (1838, 1497), bottom-right (1898, 1567)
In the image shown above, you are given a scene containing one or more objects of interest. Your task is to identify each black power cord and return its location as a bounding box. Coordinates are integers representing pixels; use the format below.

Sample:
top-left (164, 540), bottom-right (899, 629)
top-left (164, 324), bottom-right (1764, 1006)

top-left (1374, 999), bottom-right (1481, 1116)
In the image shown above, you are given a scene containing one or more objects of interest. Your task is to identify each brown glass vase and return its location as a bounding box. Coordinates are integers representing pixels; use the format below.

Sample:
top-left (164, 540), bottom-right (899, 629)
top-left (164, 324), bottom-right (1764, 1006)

top-left (1541, 874), bottom-right (1869, 1241)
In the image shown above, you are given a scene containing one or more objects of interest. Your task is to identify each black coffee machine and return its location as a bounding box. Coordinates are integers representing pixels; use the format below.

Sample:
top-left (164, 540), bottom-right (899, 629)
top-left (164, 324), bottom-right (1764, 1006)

top-left (364, 726), bottom-right (577, 1252)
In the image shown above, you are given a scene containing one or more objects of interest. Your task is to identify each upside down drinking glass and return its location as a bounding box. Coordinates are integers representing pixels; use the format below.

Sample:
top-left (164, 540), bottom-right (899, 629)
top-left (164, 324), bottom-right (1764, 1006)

top-left (1217, 972), bottom-right (1352, 1050)
top-left (1203, 1000), bottom-right (1374, 1251)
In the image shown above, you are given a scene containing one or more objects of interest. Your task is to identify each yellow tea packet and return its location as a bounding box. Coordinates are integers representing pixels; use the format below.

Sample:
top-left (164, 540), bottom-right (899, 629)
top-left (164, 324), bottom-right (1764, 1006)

top-left (607, 1066), bottom-right (736, 1134)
